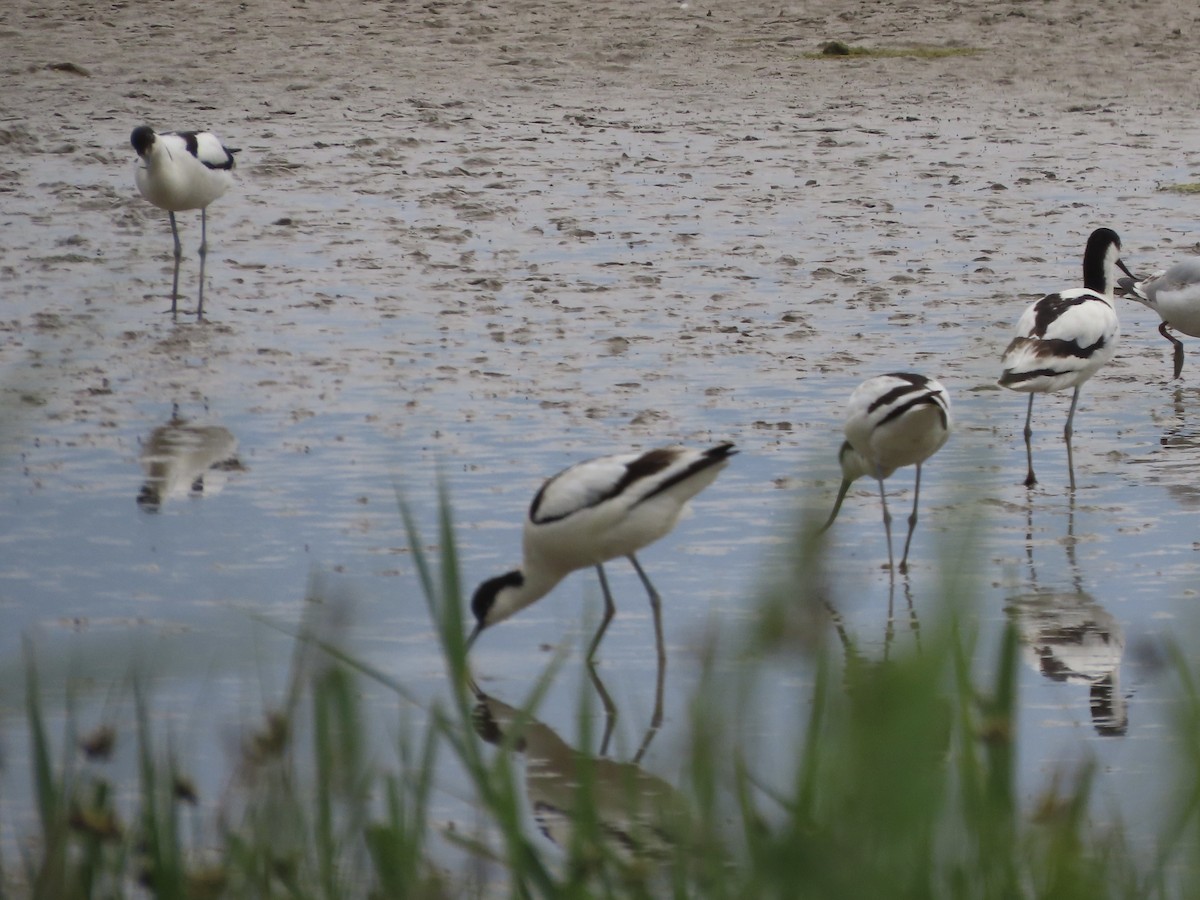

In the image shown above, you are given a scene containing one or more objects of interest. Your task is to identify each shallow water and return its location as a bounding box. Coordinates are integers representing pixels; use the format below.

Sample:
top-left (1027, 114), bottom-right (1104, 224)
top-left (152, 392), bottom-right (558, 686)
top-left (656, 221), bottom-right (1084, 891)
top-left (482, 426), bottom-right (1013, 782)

top-left (5, 0), bottom-right (1200, 872)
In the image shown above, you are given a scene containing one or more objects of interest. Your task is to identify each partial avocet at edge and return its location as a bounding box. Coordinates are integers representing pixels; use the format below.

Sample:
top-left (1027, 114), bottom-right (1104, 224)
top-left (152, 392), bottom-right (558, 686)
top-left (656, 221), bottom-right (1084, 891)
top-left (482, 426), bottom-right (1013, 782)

top-left (131, 125), bottom-right (239, 320)
top-left (1118, 255), bottom-right (1200, 379)
top-left (998, 227), bottom-right (1133, 490)
top-left (820, 373), bottom-right (951, 574)
top-left (467, 442), bottom-right (736, 662)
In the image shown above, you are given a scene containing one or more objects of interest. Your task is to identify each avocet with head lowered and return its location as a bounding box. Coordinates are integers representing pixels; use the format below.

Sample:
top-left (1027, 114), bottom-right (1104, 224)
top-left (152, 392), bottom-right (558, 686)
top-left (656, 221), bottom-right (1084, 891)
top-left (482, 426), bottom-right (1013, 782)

top-left (468, 442), bottom-right (736, 662)
top-left (131, 125), bottom-right (239, 320)
top-left (999, 227), bottom-right (1134, 489)
top-left (820, 373), bottom-right (951, 574)
top-left (1118, 256), bottom-right (1200, 379)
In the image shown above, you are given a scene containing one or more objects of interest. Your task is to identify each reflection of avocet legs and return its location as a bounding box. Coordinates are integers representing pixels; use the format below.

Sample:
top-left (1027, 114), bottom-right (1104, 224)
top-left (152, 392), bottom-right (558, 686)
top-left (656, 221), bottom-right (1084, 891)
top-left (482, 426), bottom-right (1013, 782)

top-left (587, 656), bottom-right (664, 760)
top-left (589, 559), bottom-right (667, 754)
top-left (824, 590), bottom-right (923, 678)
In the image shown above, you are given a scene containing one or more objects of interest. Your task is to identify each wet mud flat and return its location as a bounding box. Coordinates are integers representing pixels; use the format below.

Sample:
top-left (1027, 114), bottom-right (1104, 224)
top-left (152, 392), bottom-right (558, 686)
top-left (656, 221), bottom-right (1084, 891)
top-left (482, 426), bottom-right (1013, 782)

top-left (3, 0), bottom-right (1200, 859)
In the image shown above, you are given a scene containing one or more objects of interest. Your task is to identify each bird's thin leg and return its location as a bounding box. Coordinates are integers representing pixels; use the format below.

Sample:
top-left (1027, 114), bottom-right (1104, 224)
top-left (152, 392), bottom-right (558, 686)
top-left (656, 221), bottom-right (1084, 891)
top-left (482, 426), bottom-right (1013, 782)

top-left (168, 212), bottom-right (182, 315)
top-left (899, 463), bottom-right (922, 573)
top-left (1161, 322), bottom-right (1185, 380)
top-left (1023, 393), bottom-right (1037, 487)
top-left (197, 208), bottom-right (208, 320)
top-left (588, 564), bottom-right (618, 661)
top-left (1064, 386), bottom-right (1081, 492)
top-left (628, 553), bottom-right (666, 666)
top-left (875, 471), bottom-right (895, 572)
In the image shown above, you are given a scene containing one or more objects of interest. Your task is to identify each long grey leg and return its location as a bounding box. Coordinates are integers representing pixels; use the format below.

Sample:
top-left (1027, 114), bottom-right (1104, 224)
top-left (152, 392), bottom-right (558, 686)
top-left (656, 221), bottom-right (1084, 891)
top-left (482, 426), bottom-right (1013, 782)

top-left (1064, 386), bottom-right (1081, 492)
top-left (197, 208), bottom-right (208, 320)
top-left (628, 553), bottom-right (666, 666)
top-left (1023, 393), bottom-right (1036, 487)
top-left (169, 211), bottom-right (182, 314)
top-left (875, 471), bottom-right (895, 572)
top-left (899, 462), bottom-right (922, 573)
top-left (588, 564), bottom-right (617, 660)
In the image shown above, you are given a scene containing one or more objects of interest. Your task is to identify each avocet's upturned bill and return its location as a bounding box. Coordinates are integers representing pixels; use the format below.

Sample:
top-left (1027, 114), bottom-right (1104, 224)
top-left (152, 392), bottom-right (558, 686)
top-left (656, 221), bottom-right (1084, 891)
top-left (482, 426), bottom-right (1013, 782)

top-left (1119, 256), bottom-right (1200, 379)
top-left (999, 227), bottom-right (1133, 490)
top-left (821, 373), bottom-right (951, 574)
top-left (131, 125), bottom-right (239, 320)
top-left (468, 442), bottom-right (736, 661)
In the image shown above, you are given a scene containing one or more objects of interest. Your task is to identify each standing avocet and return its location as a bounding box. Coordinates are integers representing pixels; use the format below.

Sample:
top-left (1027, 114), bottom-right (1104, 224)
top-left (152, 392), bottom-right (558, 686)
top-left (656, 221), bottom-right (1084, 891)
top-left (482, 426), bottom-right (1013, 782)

top-left (131, 125), bottom-right (239, 319)
top-left (468, 442), bottom-right (736, 662)
top-left (1118, 256), bottom-right (1200, 379)
top-left (999, 228), bottom-right (1134, 489)
top-left (820, 373), bottom-right (951, 574)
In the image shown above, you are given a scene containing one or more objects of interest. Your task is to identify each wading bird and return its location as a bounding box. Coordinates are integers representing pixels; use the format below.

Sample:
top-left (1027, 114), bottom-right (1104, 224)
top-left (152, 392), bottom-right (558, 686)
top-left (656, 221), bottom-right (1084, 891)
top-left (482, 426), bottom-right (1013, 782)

top-left (821, 373), bottom-right (951, 574)
top-left (998, 227), bottom-right (1133, 489)
top-left (468, 442), bottom-right (736, 661)
top-left (131, 125), bottom-right (238, 319)
top-left (1118, 256), bottom-right (1200, 379)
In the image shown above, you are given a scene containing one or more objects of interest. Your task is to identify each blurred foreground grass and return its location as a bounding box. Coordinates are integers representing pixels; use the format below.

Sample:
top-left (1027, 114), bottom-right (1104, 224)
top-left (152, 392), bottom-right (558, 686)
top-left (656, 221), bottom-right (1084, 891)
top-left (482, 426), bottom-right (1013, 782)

top-left (5, 490), bottom-right (1200, 898)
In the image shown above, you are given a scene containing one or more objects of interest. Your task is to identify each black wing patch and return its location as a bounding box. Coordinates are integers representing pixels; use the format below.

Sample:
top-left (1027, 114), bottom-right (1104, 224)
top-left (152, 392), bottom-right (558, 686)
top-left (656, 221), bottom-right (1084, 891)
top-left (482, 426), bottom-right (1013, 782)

top-left (1031, 294), bottom-right (1093, 337)
top-left (640, 442), bottom-right (736, 504)
top-left (877, 391), bottom-right (949, 431)
top-left (173, 130), bottom-right (239, 171)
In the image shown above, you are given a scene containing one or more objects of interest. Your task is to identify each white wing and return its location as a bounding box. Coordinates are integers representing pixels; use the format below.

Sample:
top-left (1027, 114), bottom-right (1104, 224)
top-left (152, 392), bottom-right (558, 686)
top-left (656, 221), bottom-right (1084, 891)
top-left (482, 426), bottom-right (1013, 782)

top-left (529, 452), bottom-right (644, 524)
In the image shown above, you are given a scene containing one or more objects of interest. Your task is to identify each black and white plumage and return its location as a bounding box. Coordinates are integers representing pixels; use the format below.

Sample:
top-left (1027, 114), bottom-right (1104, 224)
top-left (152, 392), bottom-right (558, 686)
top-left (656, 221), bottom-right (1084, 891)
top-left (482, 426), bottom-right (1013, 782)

top-left (998, 227), bottom-right (1134, 489)
top-left (468, 442), bottom-right (736, 660)
top-left (1008, 592), bottom-right (1127, 737)
top-left (472, 689), bottom-right (681, 857)
top-left (131, 125), bottom-right (239, 319)
top-left (820, 373), bottom-right (951, 573)
top-left (136, 408), bottom-right (242, 510)
top-left (1118, 257), bottom-right (1200, 379)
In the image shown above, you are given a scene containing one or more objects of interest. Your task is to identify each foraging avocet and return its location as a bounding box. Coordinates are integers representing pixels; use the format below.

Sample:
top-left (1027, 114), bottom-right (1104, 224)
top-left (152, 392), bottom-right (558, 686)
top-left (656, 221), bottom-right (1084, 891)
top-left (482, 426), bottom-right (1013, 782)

top-left (999, 228), bottom-right (1134, 489)
top-left (131, 125), bottom-right (239, 319)
top-left (468, 442), bottom-right (736, 661)
top-left (1118, 256), bottom-right (1200, 379)
top-left (820, 373), bottom-right (951, 573)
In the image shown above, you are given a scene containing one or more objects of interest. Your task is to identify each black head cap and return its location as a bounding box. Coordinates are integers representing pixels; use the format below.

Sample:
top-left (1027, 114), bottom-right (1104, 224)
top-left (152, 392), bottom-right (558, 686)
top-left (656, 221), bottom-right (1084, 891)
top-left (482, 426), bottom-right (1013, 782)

top-left (470, 569), bottom-right (524, 626)
top-left (1086, 227), bottom-right (1121, 252)
top-left (130, 126), bottom-right (156, 156)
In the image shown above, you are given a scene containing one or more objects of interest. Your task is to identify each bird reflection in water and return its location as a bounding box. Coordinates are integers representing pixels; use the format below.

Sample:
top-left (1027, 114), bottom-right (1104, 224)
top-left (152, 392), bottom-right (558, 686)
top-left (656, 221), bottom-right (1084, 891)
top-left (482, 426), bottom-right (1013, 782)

top-left (471, 682), bottom-right (680, 862)
top-left (137, 407), bottom-right (244, 510)
top-left (1148, 387), bottom-right (1200, 510)
top-left (1005, 498), bottom-right (1127, 737)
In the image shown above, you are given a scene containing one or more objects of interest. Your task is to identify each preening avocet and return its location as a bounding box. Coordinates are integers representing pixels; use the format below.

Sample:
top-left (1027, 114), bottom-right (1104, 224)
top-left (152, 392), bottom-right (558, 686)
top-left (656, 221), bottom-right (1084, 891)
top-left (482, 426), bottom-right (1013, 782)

top-left (820, 373), bottom-right (951, 573)
top-left (1118, 256), bottom-right (1200, 379)
top-left (468, 442), bottom-right (736, 661)
top-left (131, 125), bottom-right (239, 319)
top-left (998, 227), bottom-right (1134, 489)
